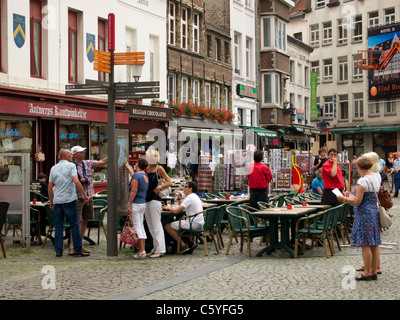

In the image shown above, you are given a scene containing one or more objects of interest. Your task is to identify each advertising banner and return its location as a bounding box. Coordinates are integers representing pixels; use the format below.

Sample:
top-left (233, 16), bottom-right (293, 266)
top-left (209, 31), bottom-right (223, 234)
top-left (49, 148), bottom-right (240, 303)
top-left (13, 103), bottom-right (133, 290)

top-left (310, 71), bottom-right (319, 119)
top-left (368, 22), bottom-right (400, 100)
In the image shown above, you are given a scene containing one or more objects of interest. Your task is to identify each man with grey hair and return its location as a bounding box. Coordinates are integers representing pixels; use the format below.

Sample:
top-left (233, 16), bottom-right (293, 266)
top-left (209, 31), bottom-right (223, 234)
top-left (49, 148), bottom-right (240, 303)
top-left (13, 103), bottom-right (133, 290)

top-left (48, 149), bottom-right (90, 257)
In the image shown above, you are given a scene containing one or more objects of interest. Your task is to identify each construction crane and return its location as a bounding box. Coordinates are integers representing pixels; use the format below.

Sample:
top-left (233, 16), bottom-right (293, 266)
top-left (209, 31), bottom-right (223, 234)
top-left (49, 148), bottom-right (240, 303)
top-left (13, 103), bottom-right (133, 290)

top-left (357, 41), bottom-right (400, 70)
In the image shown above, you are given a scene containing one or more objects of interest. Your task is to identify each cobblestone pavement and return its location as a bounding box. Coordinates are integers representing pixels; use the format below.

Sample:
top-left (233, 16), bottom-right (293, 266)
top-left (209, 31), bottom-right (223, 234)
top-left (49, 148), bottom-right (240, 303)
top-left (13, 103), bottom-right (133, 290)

top-left (1, 197), bottom-right (400, 301)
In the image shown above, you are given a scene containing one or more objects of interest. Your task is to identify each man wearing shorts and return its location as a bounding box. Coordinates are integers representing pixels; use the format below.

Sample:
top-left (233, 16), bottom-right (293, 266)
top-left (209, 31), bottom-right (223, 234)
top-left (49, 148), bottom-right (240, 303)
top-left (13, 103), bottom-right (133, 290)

top-left (69, 145), bottom-right (108, 255)
top-left (164, 181), bottom-right (204, 254)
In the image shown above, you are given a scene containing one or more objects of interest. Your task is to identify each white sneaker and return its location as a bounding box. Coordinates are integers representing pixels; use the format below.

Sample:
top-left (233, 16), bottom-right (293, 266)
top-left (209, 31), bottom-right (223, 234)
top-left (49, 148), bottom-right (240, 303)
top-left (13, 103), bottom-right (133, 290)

top-left (132, 251), bottom-right (146, 260)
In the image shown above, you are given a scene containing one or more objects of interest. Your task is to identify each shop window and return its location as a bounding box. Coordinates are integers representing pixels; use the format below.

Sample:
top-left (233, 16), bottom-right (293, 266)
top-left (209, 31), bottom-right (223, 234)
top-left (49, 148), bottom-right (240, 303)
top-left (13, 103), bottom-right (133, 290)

top-left (342, 133), bottom-right (364, 159)
top-left (0, 118), bottom-right (34, 182)
top-left (59, 122), bottom-right (88, 151)
top-left (374, 132), bottom-right (397, 157)
top-left (131, 133), bottom-right (150, 152)
top-left (91, 124), bottom-right (108, 182)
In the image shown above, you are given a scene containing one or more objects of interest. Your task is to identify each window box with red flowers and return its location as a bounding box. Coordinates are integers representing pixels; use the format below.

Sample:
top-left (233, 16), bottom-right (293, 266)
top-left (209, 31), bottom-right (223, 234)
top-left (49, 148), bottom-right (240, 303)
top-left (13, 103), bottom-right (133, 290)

top-left (169, 102), bottom-right (235, 123)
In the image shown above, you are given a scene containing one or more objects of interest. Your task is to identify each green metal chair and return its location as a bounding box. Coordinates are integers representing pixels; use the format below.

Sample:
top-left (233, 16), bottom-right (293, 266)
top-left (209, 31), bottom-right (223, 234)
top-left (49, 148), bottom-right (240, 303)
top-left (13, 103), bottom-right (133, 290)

top-left (177, 207), bottom-right (219, 256)
top-left (214, 204), bottom-right (227, 250)
top-left (30, 207), bottom-right (42, 244)
top-left (87, 199), bottom-right (108, 245)
top-left (205, 193), bottom-right (215, 200)
top-left (337, 202), bottom-right (351, 244)
top-left (294, 207), bottom-right (335, 258)
top-left (225, 206), bottom-right (269, 257)
top-left (218, 192), bottom-right (229, 199)
top-left (97, 190), bottom-right (107, 195)
top-left (257, 201), bottom-right (273, 210)
top-left (238, 204), bottom-right (269, 246)
top-left (326, 204), bottom-right (345, 254)
top-left (42, 204), bottom-right (71, 248)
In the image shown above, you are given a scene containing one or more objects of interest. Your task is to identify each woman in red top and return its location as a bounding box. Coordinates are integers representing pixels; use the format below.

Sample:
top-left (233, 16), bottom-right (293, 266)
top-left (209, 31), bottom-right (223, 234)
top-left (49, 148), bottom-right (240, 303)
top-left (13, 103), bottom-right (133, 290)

top-left (248, 151), bottom-right (273, 208)
top-left (321, 148), bottom-right (344, 206)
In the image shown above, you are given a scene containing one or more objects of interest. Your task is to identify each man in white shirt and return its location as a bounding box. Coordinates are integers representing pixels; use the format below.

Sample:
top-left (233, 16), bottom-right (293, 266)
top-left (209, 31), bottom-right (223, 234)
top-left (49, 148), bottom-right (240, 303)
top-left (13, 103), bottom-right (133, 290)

top-left (164, 181), bottom-right (204, 254)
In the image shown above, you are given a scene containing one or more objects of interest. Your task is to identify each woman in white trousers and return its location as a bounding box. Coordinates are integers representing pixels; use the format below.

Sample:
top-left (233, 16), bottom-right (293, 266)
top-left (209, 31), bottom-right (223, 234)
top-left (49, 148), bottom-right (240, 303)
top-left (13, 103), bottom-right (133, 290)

top-left (144, 150), bottom-right (172, 258)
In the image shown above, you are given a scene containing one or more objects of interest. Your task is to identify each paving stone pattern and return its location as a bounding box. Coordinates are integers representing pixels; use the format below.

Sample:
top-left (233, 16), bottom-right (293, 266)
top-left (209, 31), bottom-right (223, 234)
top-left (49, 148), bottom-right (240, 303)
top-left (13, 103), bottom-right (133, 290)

top-left (1, 198), bottom-right (400, 300)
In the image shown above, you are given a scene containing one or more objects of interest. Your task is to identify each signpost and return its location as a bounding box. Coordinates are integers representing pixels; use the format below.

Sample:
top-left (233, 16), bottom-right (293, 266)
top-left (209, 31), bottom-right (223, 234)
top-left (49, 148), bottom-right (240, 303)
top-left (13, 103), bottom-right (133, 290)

top-left (64, 13), bottom-right (158, 256)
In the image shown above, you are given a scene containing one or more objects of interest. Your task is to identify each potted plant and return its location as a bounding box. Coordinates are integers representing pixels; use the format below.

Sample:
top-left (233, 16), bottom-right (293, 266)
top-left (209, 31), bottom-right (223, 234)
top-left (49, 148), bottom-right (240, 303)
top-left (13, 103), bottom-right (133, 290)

top-left (151, 99), bottom-right (161, 107)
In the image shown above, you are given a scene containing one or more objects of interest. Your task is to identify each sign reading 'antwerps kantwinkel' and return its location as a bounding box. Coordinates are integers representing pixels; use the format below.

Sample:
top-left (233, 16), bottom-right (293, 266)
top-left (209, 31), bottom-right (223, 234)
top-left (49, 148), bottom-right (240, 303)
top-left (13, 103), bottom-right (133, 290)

top-left (0, 97), bottom-right (129, 124)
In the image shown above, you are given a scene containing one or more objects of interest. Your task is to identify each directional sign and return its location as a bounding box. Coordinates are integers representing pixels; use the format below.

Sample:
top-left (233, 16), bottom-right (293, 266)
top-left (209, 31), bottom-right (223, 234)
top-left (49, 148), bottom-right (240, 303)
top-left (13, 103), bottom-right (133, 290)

top-left (114, 52), bottom-right (145, 65)
top-left (65, 84), bottom-right (106, 90)
top-left (85, 79), bottom-right (111, 88)
top-left (115, 93), bottom-right (160, 100)
top-left (115, 81), bottom-right (160, 88)
top-left (65, 89), bottom-right (108, 95)
top-left (115, 87), bottom-right (159, 94)
top-left (94, 50), bottom-right (111, 73)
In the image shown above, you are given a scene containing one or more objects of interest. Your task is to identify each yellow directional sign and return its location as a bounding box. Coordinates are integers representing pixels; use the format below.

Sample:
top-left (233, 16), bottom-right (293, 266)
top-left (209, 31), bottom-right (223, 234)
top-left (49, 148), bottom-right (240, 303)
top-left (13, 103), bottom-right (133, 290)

top-left (94, 50), bottom-right (111, 73)
top-left (114, 52), bottom-right (145, 65)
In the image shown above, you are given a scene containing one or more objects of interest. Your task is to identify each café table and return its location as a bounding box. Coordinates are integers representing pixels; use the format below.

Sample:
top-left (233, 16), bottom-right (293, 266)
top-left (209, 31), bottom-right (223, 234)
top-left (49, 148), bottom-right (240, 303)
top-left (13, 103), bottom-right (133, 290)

top-left (251, 206), bottom-right (318, 258)
top-left (93, 193), bottom-right (108, 200)
top-left (203, 196), bottom-right (249, 206)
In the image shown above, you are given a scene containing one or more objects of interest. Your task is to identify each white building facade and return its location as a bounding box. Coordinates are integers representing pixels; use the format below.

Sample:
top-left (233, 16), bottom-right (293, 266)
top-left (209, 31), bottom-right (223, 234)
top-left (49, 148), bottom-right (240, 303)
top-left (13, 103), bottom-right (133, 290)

top-left (230, 0), bottom-right (258, 127)
top-left (298, 0), bottom-right (400, 157)
top-left (0, 0), bottom-right (167, 182)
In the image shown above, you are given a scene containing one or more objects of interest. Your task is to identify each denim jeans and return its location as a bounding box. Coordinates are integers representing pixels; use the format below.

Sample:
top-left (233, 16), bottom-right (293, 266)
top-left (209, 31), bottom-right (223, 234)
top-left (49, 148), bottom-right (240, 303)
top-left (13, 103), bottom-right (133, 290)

top-left (54, 200), bottom-right (82, 254)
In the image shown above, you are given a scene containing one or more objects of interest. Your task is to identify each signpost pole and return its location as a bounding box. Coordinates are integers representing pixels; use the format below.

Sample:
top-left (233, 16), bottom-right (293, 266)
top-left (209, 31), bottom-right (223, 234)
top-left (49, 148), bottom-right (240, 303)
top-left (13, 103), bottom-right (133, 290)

top-left (107, 13), bottom-right (118, 256)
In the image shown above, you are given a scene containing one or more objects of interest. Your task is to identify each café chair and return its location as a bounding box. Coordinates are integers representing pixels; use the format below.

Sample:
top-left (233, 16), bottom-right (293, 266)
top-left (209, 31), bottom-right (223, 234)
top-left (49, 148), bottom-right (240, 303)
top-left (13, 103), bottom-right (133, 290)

top-left (214, 205), bottom-right (227, 249)
top-left (30, 191), bottom-right (48, 203)
top-left (238, 204), bottom-right (269, 246)
top-left (97, 190), bottom-right (107, 195)
top-left (225, 206), bottom-right (269, 257)
top-left (294, 208), bottom-right (335, 258)
top-left (87, 199), bottom-right (108, 245)
top-left (30, 207), bottom-right (42, 245)
top-left (205, 193), bottom-right (215, 200)
top-left (176, 207), bottom-right (219, 256)
top-left (0, 201), bottom-right (10, 258)
top-left (284, 196), bottom-right (302, 205)
top-left (218, 192), bottom-right (229, 199)
top-left (337, 203), bottom-right (351, 244)
top-left (257, 201), bottom-right (273, 210)
top-left (41, 204), bottom-right (71, 248)
top-left (326, 204), bottom-right (345, 255)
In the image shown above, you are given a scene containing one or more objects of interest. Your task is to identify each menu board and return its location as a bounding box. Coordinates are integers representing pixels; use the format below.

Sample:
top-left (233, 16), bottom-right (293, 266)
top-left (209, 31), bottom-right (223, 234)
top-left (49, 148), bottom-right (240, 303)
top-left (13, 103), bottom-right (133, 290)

top-left (275, 168), bottom-right (291, 190)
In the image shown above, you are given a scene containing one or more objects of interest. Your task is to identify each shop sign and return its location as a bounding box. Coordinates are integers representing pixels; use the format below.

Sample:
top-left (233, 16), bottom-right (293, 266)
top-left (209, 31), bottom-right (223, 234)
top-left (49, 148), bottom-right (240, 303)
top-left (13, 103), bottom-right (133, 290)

top-left (236, 84), bottom-right (257, 99)
top-left (125, 104), bottom-right (173, 121)
top-left (0, 97), bottom-right (129, 124)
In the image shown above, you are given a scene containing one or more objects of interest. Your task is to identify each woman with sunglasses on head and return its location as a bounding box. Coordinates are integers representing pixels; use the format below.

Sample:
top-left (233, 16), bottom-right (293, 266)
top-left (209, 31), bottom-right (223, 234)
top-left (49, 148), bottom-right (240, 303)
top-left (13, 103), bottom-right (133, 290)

top-left (336, 155), bottom-right (381, 281)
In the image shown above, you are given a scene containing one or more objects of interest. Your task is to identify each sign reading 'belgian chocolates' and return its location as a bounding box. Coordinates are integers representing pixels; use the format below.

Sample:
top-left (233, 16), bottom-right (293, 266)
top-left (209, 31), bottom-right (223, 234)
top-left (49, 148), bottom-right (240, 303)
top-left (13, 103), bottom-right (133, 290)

top-left (125, 103), bottom-right (173, 121)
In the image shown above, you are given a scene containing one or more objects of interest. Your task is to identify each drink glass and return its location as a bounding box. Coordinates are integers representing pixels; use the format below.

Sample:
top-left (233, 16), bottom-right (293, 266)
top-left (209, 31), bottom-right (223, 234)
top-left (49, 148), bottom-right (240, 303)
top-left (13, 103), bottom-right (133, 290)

top-left (287, 203), bottom-right (292, 210)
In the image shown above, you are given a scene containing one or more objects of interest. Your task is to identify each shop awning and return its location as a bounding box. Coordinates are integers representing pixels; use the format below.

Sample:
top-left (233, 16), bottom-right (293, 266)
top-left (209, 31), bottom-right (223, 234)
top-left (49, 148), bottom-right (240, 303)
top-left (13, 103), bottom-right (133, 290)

top-left (240, 126), bottom-right (278, 138)
top-left (180, 128), bottom-right (243, 140)
top-left (293, 125), bottom-right (321, 135)
top-left (331, 124), bottom-right (400, 135)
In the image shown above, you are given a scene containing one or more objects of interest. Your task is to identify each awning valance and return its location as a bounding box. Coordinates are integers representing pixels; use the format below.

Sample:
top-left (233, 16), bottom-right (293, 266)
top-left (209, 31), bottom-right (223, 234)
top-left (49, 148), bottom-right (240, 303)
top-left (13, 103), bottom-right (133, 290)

top-left (240, 126), bottom-right (278, 138)
top-left (331, 124), bottom-right (400, 135)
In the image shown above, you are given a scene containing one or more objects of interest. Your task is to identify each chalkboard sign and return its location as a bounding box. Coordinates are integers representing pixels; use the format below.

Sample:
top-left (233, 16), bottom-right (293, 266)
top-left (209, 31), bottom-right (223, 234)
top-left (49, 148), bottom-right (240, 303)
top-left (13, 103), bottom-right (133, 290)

top-left (338, 162), bottom-right (352, 191)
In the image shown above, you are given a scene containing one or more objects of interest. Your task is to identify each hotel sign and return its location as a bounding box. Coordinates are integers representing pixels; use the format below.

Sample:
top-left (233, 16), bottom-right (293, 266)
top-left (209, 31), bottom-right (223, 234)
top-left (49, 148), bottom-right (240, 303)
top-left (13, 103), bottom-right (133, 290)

top-left (236, 84), bottom-right (257, 99)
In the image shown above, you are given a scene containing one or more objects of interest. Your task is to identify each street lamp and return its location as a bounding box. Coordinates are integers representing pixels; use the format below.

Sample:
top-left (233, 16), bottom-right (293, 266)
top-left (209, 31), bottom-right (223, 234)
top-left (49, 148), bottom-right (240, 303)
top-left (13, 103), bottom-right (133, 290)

top-left (131, 64), bottom-right (143, 82)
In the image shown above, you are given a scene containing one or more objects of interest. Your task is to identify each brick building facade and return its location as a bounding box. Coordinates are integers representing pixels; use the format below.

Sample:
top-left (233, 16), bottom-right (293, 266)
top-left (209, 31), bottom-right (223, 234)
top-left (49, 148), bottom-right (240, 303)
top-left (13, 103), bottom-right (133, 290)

top-left (167, 0), bottom-right (232, 111)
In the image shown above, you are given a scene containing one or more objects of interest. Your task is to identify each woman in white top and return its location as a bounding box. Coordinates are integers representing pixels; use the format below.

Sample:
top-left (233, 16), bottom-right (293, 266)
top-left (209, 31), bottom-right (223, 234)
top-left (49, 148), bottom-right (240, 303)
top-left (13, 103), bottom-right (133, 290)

top-left (337, 155), bottom-right (381, 281)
